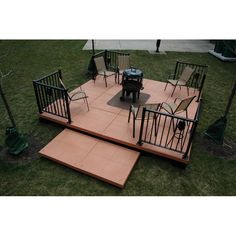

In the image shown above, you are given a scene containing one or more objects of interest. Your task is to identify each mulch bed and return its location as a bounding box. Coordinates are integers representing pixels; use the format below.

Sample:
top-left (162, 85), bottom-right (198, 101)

top-left (0, 136), bottom-right (43, 164)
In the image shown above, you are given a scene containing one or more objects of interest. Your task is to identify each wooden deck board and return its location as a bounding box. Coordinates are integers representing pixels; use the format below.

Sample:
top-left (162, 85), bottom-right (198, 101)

top-left (39, 76), bottom-right (200, 164)
top-left (40, 129), bottom-right (140, 188)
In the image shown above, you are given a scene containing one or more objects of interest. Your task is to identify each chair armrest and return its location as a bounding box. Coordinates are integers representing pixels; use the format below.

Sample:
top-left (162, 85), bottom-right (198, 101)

top-left (143, 103), bottom-right (161, 111)
top-left (70, 91), bottom-right (88, 101)
top-left (174, 97), bottom-right (181, 103)
top-left (167, 73), bottom-right (175, 80)
top-left (161, 102), bottom-right (174, 114)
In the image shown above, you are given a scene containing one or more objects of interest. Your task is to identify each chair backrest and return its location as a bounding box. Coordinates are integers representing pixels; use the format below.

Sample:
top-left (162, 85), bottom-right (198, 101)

top-left (59, 78), bottom-right (71, 99)
top-left (136, 103), bottom-right (160, 119)
top-left (59, 78), bottom-right (67, 90)
top-left (174, 96), bottom-right (196, 114)
top-left (94, 56), bottom-right (106, 72)
top-left (179, 66), bottom-right (195, 82)
top-left (118, 55), bottom-right (130, 70)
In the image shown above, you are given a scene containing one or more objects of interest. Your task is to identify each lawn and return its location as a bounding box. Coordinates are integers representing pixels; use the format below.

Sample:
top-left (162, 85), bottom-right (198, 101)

top-left (0, 40), bottom-right (236, 196)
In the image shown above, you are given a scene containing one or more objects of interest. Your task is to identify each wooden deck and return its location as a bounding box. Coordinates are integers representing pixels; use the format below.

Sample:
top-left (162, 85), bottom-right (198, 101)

top-left (40, 129), bottom-right (140, 188)
top-left (40, 75), bottom-right (200, 164)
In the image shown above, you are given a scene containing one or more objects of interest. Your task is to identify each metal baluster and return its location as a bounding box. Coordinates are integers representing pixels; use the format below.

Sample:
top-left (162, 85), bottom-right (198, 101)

top-left (159, 115), bottom-right (167, 146)
top-left (154, 113), bottom-right (161, 146)
top-left (144, 111), bottom-right (151, 141)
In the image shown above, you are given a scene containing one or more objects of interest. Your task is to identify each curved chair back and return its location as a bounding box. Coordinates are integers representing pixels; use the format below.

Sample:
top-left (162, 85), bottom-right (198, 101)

top-left (94, 56), bottom-right (106, 72)
top-left (118, 55), bottom-right (130, 70)
top-left (179, 66), bottom-right (195, 82)
top-left (175, 96), bottom-right (196, 114)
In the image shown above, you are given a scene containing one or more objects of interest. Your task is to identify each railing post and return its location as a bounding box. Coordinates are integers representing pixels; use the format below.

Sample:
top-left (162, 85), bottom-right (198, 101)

top-left (182, 120), bottom-right (198, 160)
top-left (91, 55), bottom-right (96, 80)
top-left (104, 50), bottom-right (107, 68)
top-left (137, 107), bottom-right (146, 145)
top-left (58, 69), bottom-right (62, 79)
top-left (196, 74), bottom-right (206, 102)
top-left (173, 60), bottom-right (179, 80)
top-left (33, 81), bottom-right (42, 113)
top-left (64, 89), bottom-right (72, 123)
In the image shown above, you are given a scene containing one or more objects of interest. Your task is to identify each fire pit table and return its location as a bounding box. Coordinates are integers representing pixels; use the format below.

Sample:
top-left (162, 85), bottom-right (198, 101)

top-left (120, 68), bottom-right (144, 103)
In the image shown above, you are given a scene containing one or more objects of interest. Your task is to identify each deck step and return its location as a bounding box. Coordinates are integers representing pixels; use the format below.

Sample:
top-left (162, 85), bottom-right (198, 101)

top-left (39, 129), bottom-right (140, 188)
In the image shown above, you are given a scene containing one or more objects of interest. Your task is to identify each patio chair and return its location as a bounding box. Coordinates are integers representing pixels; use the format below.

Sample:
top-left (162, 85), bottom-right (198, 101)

top-left (160, 95), bottom-right (196, 119)
top-left (94, 56), bottom-right (116, 87)
top-left (128, 103), bottom-right (161, 138)
top-left (59, 79), bottom-right (89, 111)
top-left (116, 55), bottom-right (130, 84)
top-left (164, 66), bottom-right (195, 97)
top-left (157, 96), bottom-right (196, 144)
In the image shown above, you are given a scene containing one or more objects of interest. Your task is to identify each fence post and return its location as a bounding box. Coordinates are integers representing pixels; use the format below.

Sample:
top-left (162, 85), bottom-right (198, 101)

top-left (137, 107), bottom-right (146, 145)
top-left (196, 74), bottom-right (206, 102)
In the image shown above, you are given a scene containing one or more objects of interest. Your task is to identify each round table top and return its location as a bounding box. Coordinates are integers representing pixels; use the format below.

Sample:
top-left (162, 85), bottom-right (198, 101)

top-left (123, 68), bottom-right (143, 79)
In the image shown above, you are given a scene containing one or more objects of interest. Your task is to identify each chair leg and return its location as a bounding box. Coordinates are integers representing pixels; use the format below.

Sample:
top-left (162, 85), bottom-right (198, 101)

top-left (104, 75), bottom-right (108, 87)
top-left (164, 81), bottom-right (169, 90)
top-left (85, 97), bottom-right (90, 111)
top-left (132, 92), bottom-right (136, 103)
top-left (171, 85), bottom-right (177, 97)
top-left (133, 116), bottom-right (135, 138)
top-left (128, 106), bottom-right (132, 122)
top-left (167, 124), bottom-right (178, 147)
top-left (118, 74), bottom-right (120, 85)
top-left (187, 86), bottom-right (189, 96)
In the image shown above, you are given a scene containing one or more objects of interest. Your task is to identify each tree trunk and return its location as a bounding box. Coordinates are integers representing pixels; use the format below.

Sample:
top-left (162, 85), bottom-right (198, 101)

top-left (0, 85), bottom-right (16, 127)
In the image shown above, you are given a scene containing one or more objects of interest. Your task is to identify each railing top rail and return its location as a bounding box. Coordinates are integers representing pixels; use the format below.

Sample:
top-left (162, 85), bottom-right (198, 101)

top-left (33, 70), bottom-right (60, 83)
top-left (176, 60), bottom-right (208, 68)
top-left (106, 50), bottom-right (130, 55)
top-left (92, 50), bottom-right (105, 57)
top-left (33, 81), bottom-right (66, 91)
top-left (194, 99), bottom-right (202, 121)
top-left (93, 50), bottom-right (130, 58)
top-left (144, 107), bottom-right (197, 123)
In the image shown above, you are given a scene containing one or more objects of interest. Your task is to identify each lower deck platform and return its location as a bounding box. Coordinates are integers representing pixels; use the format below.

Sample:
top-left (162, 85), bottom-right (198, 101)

top-left (40, 129), bottom-right (140, 188)
top-left (39, 76), bottom-right (200, 164)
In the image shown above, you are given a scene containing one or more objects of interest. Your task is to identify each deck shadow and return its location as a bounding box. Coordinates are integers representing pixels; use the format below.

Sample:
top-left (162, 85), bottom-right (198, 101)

top-left (107, 90), bottom-right (151, 110)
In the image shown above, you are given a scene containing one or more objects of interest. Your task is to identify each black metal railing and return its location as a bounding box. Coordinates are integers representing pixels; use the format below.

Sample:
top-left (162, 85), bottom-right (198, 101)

top-left (138, 105), bottom-right (201, 160)
top-left (172, 61), bottom-right (208, 102)
top-left (87, 50), bottom-right (129, 79)
top-left (33, 70), bottom-right (71, 123)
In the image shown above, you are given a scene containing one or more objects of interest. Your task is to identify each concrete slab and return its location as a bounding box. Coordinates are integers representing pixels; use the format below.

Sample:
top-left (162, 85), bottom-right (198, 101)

top-left (209, 50), bottom-right (236, 61)
top-left (83, 40), bottom-right (214, 52)
top-left (39, 129), bottom-right (140, 188)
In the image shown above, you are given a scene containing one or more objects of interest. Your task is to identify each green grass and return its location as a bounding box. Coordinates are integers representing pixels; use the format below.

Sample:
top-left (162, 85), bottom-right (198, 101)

top-left (0, 40), bottom-right (236, 196)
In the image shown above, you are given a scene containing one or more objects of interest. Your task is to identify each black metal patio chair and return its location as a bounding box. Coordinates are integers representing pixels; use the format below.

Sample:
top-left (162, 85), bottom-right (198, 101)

top-left (128, 103), bottom-right (161, 138)
top-left (165, 66), bottom-right (195, 97)
top-left (94, 56), bottom-right (116, 87)
top-left (59, 79), bottom-right (89, 111)
top-left (160, 95), bottom-right (196, 119)
top-left (116, 55), bottom-right (130, 84)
